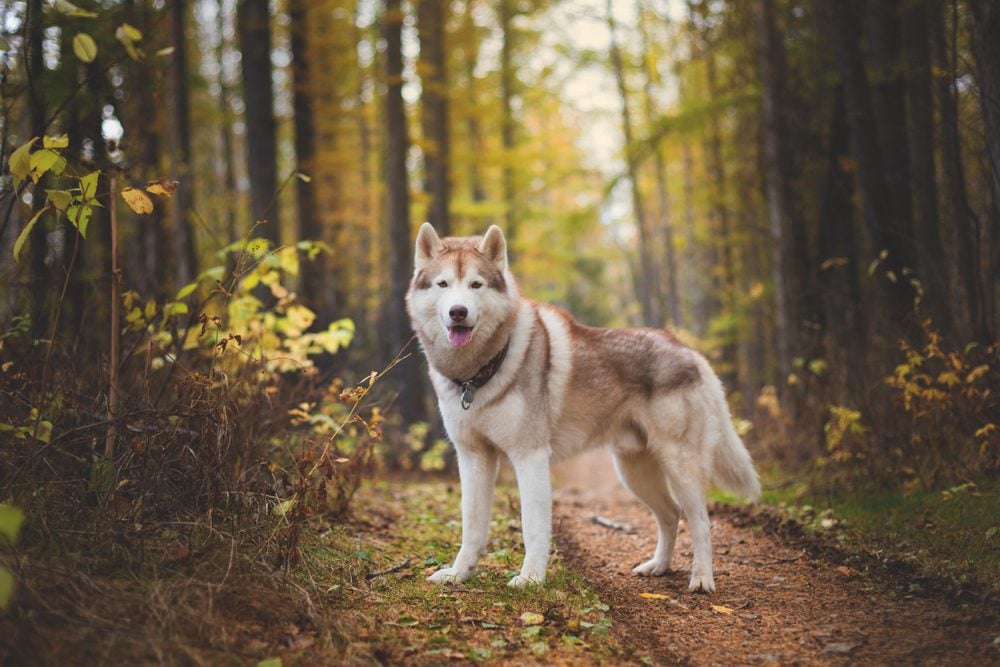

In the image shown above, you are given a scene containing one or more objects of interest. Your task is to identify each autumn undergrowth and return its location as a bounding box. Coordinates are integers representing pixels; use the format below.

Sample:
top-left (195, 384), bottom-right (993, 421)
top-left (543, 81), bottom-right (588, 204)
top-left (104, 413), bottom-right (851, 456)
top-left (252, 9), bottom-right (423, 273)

top-left (756, 468), bottom-right (1000, 595)
top-left (291, 480), bottom-right (622, 665)
top-left (0, 228), bottom-right (381, 664)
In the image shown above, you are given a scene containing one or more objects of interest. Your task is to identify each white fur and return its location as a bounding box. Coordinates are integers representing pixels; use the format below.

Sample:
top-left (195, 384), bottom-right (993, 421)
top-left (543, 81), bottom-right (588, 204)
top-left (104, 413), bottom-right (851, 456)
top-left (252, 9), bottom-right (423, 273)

top-left (407, 224), bottom-right (760, 592)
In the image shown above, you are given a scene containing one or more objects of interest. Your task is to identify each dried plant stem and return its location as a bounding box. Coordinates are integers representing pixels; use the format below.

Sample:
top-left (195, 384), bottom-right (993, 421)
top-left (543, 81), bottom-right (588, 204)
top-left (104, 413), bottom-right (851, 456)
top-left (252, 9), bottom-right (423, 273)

top-left (105, 176), bottom-right (121, 459)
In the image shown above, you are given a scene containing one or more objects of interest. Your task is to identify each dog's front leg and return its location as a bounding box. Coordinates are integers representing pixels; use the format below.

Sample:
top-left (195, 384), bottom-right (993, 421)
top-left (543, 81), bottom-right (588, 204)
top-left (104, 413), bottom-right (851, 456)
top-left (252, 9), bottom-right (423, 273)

top-left (428, 441), bottom-right (498, 585)
top-left (508, 447), bottom-right (551, 587)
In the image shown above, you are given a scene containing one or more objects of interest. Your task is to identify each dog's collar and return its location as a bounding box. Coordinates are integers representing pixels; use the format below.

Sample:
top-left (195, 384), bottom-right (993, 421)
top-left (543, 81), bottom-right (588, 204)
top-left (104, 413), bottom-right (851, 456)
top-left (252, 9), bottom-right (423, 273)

top-left (451, 341), bottom-right (510, 410)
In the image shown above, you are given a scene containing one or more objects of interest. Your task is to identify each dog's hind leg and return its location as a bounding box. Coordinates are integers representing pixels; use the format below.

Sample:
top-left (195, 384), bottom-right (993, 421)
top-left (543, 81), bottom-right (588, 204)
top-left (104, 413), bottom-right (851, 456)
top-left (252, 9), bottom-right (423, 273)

top-left (612, 449), bottom-right (680, 577)
top-left (661, 462), bottom-right (715, 593)
top-left (428, 441), bottom-right (499, 585)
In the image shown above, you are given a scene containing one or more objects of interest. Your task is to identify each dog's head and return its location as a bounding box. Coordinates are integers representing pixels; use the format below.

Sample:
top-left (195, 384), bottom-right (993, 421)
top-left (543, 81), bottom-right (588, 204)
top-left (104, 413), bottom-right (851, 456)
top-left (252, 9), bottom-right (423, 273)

top-left (406, 224), bottom-right (516, 353)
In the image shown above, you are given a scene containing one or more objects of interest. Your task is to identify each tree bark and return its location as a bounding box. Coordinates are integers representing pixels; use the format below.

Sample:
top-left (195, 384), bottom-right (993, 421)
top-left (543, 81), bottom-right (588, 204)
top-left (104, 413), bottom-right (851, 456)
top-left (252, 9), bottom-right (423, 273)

top-left (968, 0), bottom-right (1000, 337)
top-left (818, 88), bottom-right (865, 400)
top-left (238, 0), bottom-right (280, 245)
top-left (932, 0), bottom-right (989, 342)
top-left (755, 0), bottom-right (796, 388)
top-left (821, 0), bottom-right (918, 331)
top-left (902, 0), bottom-right (954, 339)
top-left (168, 0), bottom-right (199, 286)
top-left (383, 0), bottom-right (426, 427)
top-left (290, 0), bottom-right (328, 323)
top-left (417, 0), bottom-right (451, 236)
top-left (499, 0), bottom-right (517, 251)
top-left (608, 0), bottom-right (661, 328)
top-left (638, 0), bottom-right (680, 327)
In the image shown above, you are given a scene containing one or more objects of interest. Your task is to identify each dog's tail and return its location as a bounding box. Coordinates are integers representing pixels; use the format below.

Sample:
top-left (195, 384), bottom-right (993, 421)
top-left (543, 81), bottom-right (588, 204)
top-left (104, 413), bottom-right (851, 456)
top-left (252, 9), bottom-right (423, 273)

top-left (713, 425), bottom-right (762, 501)
top-left (705, 372), bottom-right (761, 501)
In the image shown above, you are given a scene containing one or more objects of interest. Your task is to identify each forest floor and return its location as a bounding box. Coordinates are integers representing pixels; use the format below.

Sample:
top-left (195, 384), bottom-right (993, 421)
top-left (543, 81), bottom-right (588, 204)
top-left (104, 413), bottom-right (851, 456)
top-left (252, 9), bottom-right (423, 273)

top-left (2, 452), bottom-right (998, 665)
top-left (551, 451), bottom-right (999, 666)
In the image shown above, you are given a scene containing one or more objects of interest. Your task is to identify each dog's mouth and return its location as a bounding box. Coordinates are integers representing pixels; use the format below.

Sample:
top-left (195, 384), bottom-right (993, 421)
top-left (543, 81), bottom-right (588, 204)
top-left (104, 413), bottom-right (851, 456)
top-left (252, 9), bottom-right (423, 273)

top-left (447, 325), bottom-right (473, 348)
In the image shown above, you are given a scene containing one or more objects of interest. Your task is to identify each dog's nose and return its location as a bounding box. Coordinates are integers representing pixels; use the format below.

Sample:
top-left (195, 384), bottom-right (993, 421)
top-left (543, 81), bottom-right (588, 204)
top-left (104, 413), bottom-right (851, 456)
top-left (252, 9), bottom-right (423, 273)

top-left (449, 305), bottom-right (468, 322)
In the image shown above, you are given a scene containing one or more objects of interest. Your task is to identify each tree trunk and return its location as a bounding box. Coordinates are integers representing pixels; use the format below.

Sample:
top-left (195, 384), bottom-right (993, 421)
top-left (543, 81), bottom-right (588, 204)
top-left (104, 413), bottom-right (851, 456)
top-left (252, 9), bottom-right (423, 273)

top-left (124, 0), bottom-right (167, 300)
top-left (26, 0), bottom-right (49, 337)
top-left (863, 0), bottom-right (917, 275)
top-left (608, 0), bottom-right (661, 327)
top-left (968, 0), bottom-right (1000, 338)
top-left (499, 0), bottom-right (517, 251)
top-left (290, 0), bottom-right (328, 323)
top-left (818, 88), bottom-right (865, 401)
top-left (902, 0), bottom-right (954, 339)
top-left (383, 0), bottom-right (426, 427)
top-left (755, 0), bottom-right (796, 388)
top-left (216, 0), bottom-right (239, 245)
top-left (168, 0), bottom-right (198, 286)
top-left (238, 0), bottom-right (280, 245)
top-left (821, 0), bottom-right (918, 333)
top-left (417, 0), bottom-right (451, 236)
top-left (638, 0), bottom-right (680, 327)
top-left (462, 0), bottom-right (486, 206)
top-left (932, 0), bottom-right (989, 342)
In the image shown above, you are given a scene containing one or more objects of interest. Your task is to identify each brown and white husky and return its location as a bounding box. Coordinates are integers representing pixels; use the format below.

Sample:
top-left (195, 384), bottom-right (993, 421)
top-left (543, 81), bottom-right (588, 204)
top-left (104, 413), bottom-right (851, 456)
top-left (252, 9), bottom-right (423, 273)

top-left (406, 224), bottom-right (760, 592)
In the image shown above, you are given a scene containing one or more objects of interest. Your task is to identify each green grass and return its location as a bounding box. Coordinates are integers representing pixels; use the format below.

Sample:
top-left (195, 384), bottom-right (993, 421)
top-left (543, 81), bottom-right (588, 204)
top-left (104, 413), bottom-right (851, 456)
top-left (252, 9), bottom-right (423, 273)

top-left (294, 480), bottom-right (626, 664)
top-left (757, 470), bottom-right (1000, 591)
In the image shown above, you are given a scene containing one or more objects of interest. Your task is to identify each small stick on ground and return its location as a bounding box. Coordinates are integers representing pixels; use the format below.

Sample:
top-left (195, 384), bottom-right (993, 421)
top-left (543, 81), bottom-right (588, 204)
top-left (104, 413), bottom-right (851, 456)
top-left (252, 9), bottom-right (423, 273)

top-left (365, 558), bottom-right (411, 580)
top-left (592, 516), bottom-right (636, 534)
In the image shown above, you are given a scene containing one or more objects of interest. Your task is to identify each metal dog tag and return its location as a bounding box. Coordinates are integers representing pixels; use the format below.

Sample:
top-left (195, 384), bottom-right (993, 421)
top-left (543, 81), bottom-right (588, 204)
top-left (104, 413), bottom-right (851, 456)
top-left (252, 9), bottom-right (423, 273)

top-left (460, 383), bottom-right (474, 410)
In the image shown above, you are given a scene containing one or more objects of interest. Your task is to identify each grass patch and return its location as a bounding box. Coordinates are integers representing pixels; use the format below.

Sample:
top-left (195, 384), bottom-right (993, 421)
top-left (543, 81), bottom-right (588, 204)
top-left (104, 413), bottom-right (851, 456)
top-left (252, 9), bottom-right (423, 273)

top-left (758, 470), bottom-right (1000, 591)
top-left (296, 480), bottom-right (624, 664)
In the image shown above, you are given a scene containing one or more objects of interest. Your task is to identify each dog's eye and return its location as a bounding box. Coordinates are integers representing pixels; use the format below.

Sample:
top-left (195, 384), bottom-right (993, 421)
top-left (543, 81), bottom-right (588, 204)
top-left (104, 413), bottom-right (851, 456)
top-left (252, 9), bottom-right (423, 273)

top-left (436, 280), bottom-right (448, 288)
top-left (470, 281), bottom-right (483, 289)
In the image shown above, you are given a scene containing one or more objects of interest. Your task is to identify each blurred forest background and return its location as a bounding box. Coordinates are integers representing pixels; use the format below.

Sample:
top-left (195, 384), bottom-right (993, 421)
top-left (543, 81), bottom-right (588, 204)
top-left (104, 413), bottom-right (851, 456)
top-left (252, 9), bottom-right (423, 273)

top-left (0, 0), bottom-right (998, 660)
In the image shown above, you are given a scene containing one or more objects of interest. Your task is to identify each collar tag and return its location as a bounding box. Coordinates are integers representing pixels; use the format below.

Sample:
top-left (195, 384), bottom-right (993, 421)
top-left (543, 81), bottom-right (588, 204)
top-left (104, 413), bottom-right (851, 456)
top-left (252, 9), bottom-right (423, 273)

top-left (460, 382), bottom-right (474, 410)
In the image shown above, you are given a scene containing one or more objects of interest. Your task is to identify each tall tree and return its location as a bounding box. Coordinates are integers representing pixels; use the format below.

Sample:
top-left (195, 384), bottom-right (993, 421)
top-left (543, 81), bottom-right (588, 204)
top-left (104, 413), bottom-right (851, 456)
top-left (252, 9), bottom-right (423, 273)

top-left (755, 0), bottom-right (796, 387)
top-left (499, 0), bottom-right (517, 250)
top-left (168, 0), bottom-right (199, 286)
top-left (418, 0), bottom-right (451, 235)
top-left (638, 0), bottom-right (680, 326)
top-left (25, 0), bottom-right (48, 336)
top-left (969, 0), bottom-right (1000, 217)
top-left (931, 0), bottom-right (989, 342)
top-left (901, 0), bottom-right (954, 339)
top-left (289, 0), bottom-right (328, 322)
top-left (822, 0), bottom-right (919, 334)
top-left (383, 0), bottom-right (426, 427)
top-left (608, 0), bottom-right (661, 327)
top-left (238, 0), bottom-right (280, 245)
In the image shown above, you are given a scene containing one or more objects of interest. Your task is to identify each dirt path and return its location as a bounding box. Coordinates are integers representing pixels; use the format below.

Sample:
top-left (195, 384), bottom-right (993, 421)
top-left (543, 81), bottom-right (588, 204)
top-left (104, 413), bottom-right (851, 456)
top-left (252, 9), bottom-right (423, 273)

top-left (551, 452), bottom-right (998, 666)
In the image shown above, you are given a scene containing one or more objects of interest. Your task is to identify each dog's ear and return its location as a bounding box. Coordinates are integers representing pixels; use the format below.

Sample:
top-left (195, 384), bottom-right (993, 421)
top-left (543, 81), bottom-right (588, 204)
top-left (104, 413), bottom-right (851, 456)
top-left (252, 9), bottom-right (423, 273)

top-left (477, 225), bottom-right (507, 270)
top-left (415, 222), bottom-right (442, 268)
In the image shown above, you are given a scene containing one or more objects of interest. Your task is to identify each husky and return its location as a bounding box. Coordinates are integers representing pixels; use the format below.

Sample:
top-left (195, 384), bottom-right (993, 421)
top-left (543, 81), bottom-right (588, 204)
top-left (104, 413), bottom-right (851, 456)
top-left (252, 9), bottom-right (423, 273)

top-left (406, 224), bottom-right (761, 592)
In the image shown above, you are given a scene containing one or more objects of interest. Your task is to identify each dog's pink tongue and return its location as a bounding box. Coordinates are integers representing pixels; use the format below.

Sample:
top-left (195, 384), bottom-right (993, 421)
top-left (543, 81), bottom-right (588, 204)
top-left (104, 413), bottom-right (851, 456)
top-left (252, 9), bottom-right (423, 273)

top-left (448, 327), bottom-right (473, 348)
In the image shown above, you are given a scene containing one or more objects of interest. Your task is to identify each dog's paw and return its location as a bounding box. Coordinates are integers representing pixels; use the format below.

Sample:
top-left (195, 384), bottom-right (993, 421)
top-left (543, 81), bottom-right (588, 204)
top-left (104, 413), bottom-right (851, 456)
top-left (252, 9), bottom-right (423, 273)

top-left (507, 572), bottom-right (544, 588)
top-left (687, 573), bottom-right (716, 593)
top-left (632, 558), bottom-right (671, 577)
top-left (427, 567), bottom-right (470, 585)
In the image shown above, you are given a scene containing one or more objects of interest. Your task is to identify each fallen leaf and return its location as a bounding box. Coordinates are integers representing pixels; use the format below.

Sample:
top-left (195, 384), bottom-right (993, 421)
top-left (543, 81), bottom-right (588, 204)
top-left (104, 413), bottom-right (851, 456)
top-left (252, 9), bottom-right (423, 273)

top-left (520, 611), bottom-right (544, 626)
top-left (836, 565), bottom-right (859, 577)
top-left (711, 605), bottom-right (734, 616)
top-left (639, 592), bottom-right (671, 600)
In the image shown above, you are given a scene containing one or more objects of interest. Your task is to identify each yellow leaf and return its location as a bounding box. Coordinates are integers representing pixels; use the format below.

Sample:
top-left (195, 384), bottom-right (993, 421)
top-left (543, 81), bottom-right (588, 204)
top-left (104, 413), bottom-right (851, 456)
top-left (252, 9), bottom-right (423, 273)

top-left (53, 0), bottom-right (98, 18)
top-left (9, 138), bottom-right (37, 184)
top-left (966, 365), bottom-right (989, 384)
top-left (710, 605), bottom-right (734, 616)
top-left (72, 32), bottom-right (98, 63)
top-left (120, 187), bottom-right (153, 214)
top-left (145, 179), bottom-right (178, 197)
top-left (43, 134), bottom-right (69, 149)
top-left (936, 371), bottom-right (961, 387)
top-left (639, 592), bottom-right (671, 600)
top-left (520, 612), bottom-right (544, 626)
